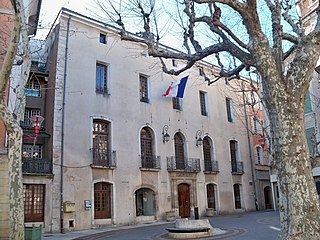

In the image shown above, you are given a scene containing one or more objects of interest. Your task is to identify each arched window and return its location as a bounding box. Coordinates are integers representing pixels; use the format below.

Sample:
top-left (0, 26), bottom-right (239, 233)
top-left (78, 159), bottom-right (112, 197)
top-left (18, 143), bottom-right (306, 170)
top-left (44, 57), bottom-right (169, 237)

top-left (233, 184), bottom-right (241, 209)
top-left (140, 127), bottom-right (154, 168)
top-left (92, 120), bottom-right (110, 166)
top-left (256, 146), bottom-right (264, 165)
top-left (135, 188), bottom-right (155, 216)
top-left (94, 182), bottom-right (112, 219)
top-left (174, 132), bottom-right (185, 169)
top-left (230, 140), bottom-right (243, 173)
top-left (25, 76), bottom-right (41, 97)
top-left (206, 184), bottom-right (217, 210)
top-left (203, 137), bottom-right (215, 172)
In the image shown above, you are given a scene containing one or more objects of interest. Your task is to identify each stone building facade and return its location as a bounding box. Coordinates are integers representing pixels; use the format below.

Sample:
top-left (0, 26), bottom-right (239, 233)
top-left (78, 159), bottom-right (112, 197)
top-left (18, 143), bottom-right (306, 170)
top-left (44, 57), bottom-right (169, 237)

top-left (29, 8), bottom-right (259, 233)
top-left (295, 0), bottom-right (320, 192)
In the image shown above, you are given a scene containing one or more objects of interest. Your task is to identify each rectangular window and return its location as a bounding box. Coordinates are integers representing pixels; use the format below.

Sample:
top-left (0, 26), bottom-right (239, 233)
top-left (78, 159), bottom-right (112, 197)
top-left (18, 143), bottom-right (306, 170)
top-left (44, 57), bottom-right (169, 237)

top-left (22, 144), bottom-right (42, 159)
top-left (199, 91), bottom-right (207, 116)
top-left (139, 75), bottom-right (149, 103)
top-left (23, 184), bottom-right (45, 222)
top-left (25, 78), bottom-right (40, 97)
top-left (172, 97), bottom-right (182, 110)
top-left (253, 116), bottom-right (257, 132)
top-left (96, 63), bottom-right (109, 94)
top-left (100, 33), bottom-right (107, 44)
top-left (230, 140), bottom-right (237, 172)
top-left (23, 108), bottom-right (40, 127)
top-left (226, 98), bottom-right (233, 122)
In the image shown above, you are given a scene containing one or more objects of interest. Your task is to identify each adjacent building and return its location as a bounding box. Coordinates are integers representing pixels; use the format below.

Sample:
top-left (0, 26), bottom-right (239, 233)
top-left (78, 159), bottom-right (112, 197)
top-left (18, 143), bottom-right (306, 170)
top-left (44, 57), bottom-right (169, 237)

top-left (248, 88), bottom-right (273, 210)
top-left (0, 0), bottom-right (42, 238)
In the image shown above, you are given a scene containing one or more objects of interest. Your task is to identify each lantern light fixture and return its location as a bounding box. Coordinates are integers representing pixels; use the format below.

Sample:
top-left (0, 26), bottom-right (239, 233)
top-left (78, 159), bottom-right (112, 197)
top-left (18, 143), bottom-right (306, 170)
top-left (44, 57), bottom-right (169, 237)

top-left (162, 125), bottom-right (170, 143)
top-left (196, 130), bottom-right (203, 146)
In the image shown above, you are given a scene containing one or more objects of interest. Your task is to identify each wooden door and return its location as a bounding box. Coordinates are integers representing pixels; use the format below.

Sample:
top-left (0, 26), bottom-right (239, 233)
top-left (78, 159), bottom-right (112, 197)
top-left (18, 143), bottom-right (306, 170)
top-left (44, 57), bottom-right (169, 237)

top-left (94, 182), bottom-right (112, 219)
top-left (178, 183), bottom-right (190, 218)
top-left (23, 184), bottom-right (45, 222)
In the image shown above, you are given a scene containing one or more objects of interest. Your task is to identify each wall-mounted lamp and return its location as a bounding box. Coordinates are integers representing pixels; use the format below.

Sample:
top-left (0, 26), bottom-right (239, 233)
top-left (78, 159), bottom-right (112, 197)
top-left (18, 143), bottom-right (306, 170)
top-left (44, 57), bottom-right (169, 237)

top-left (162, 125), bottom-right (170, 143)
top-left (196, 130), bottom-right (203, 147)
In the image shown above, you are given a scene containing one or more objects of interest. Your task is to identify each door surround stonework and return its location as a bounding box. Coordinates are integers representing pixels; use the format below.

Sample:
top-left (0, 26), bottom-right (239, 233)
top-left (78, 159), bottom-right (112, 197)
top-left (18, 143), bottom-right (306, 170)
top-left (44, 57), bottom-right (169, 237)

top-left (169, 172), bottom-right (198, 218)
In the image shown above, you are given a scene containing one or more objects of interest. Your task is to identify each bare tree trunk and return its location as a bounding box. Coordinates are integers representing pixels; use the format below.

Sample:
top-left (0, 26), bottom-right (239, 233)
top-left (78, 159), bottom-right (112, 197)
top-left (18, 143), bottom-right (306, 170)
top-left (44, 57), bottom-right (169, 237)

top-left (0, 0), bottom-right (25, 239)
top-left (1, 107), bottom-right (24, 240)
top-left (271, 102), bottom-right (320, 240)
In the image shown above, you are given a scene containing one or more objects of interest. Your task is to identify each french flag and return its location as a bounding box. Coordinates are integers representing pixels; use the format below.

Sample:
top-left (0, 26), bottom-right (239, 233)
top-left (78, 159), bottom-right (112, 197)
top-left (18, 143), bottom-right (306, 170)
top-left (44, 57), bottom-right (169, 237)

top-left (162, 76), bottom-right (189, 98)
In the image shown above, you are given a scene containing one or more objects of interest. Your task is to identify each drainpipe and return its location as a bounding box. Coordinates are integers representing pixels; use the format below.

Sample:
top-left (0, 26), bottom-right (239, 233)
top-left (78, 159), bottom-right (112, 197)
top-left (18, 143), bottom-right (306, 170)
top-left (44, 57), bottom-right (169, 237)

top-left (241, 82), bottom-right (258, 211)
top-left (60, 15), bottom-right (71, 233)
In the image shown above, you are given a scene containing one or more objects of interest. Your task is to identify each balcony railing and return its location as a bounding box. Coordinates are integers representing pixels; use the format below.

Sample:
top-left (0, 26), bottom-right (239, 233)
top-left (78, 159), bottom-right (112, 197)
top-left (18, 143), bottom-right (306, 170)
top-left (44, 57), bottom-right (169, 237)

top-left (204, 160), bottom-right (219, 173)
top-left (20, 120), bottom-right (46, 130)
top-left (91, 148), bottom-right (116, 168)
top-left (140, 155), bottom-right (161, 169)
top-left (167, 156), bottom-right (201, 172)
top-left (231, 161), bottom-right (244, 174)
top-left (22, 158), bottom-right (52, 174)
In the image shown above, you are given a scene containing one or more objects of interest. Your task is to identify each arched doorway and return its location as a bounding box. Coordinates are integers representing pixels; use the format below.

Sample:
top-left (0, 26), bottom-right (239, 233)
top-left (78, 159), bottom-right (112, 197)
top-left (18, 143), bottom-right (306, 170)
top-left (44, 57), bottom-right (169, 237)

top-left (264, 186), bottom-right (272, 209)
top-left (206, 184), bottom-right (217, 210)
top-left (135, 188), bottom-right (155, 216)
top-left (178, 183), bottom-right (190, 217)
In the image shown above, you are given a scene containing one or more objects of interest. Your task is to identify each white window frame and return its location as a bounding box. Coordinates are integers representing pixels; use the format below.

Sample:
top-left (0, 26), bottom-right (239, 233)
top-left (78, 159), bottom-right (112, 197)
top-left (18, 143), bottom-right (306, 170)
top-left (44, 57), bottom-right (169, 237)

top-left (139, 74), bottom-right (150, 103)
top-left (96, 62), bottom-right (110, 95)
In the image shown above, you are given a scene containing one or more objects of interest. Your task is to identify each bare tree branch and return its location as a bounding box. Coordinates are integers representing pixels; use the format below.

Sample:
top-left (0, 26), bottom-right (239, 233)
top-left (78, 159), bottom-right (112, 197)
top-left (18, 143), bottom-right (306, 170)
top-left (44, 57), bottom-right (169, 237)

top-left (282, 33), bottom-right (299, 44)
top-left (159, 57), bottom-right (195, 75)
top-left (194, 16), bottom-right (248, 49)
top-left (183, 0), bottom-right (203, 52)
top-left (282, 1), bottom-right (304, 37)
top-left (283, 44), bottom-right (297, 60)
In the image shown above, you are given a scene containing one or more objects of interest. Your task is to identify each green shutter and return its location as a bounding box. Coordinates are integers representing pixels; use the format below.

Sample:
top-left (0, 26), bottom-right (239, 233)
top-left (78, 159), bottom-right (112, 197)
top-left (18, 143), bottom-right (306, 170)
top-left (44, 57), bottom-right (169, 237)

top-left (304, 90), bottom-right (312, 114)
top-left (306, 127), bottom-right (316, 155)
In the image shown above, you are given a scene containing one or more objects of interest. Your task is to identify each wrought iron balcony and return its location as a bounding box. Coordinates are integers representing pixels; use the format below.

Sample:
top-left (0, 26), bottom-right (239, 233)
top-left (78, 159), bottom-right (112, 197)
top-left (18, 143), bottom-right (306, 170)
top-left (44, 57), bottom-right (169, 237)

top-left (91, 148), bottom-right (116, 168)
top-left (20, 120), bottom-right (45, 130)
top-left (231, 161), bottom-right (244, 174)
top-left (22, 158), bottom-right (52, 174)
top-left (167, 156), bottom-right (201, 172)
top-left (204, 160), bottom-right (219, 173)
top-left (140, 155), bottom-right (161, 169)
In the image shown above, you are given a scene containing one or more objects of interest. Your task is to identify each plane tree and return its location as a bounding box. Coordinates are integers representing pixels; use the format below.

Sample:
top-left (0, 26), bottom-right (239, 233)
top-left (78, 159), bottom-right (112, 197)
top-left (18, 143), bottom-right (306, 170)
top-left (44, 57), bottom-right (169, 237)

top-left (0, 0), bottom-right (30, 239)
